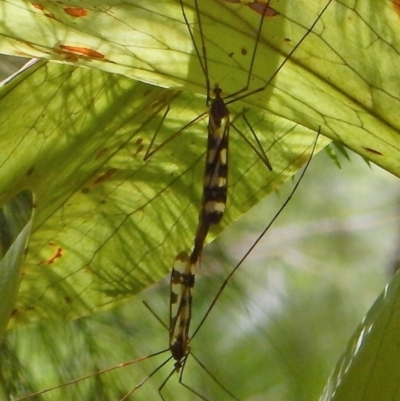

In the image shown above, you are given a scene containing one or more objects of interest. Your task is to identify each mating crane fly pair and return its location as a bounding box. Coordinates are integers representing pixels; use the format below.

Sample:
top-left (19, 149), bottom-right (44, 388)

top-left (14, 0), bottom-right (331, 400)
top-left (144, 0), bottom-right (329, 397)
top-left (167, 1), bottom-right (275, 384)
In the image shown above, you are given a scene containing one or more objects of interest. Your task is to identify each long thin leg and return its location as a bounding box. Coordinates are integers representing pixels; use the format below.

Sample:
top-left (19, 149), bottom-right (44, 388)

top-left (191, 128), bottom-right (321, 340)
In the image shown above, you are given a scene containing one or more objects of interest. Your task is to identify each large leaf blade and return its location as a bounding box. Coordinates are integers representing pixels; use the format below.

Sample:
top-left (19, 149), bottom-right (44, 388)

top-left (1, 60), bottom-right (326, 326)
top-left (1, 1), bottom-right (399, 178)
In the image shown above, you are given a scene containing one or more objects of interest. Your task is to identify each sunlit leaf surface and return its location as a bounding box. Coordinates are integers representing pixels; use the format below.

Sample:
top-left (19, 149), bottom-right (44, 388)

top-left (1, 0), bottom-right (399, 175)
top-left (0, 59), bottom-right (326, 326)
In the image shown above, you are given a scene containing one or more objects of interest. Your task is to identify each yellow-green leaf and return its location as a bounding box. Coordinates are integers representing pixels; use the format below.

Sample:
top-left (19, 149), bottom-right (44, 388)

top-left (1, 60), bottom-right (325, 326)
top-left (1, 1), bottom-right (399, 176)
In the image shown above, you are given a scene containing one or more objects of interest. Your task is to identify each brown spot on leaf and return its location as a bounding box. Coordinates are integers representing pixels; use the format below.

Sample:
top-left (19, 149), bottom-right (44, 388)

top-left (26, 167), bottom-right (34, 176)
top-left (393, 0), bottom-right (400, 17)
top-left (59, 45), bottom-right (105, 60)
top-left (241, 48), bottom-right (247, 55)
top-left (82, 187), bottom-right (90, 194)
top-left (135, 144), bottom-right (144, 155)
top-left (64, 7), bottom-right (89, 17)
top-left (248, 1), bottom-right (279, 16)
top-left (362, 147), bottom-right (383, 156)
top-left (42, 247), bottom-right (63, 265)
top-left (93, 168), bottom-right (117, 185)
top-left (220, 0), bottom-right (279, 17)
top-left (31, 3), bottom-right (44, 10)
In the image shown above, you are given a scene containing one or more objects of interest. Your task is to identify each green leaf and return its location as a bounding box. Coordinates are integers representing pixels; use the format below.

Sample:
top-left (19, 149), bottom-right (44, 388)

top-left (321, 270), bottom-right (400, 401)
top-left (1, 60), bottom-right (326, 327)
top-left (0, 190), bottom-right (33, 340)
top-left (1, 0), bottom-right (399, 176)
